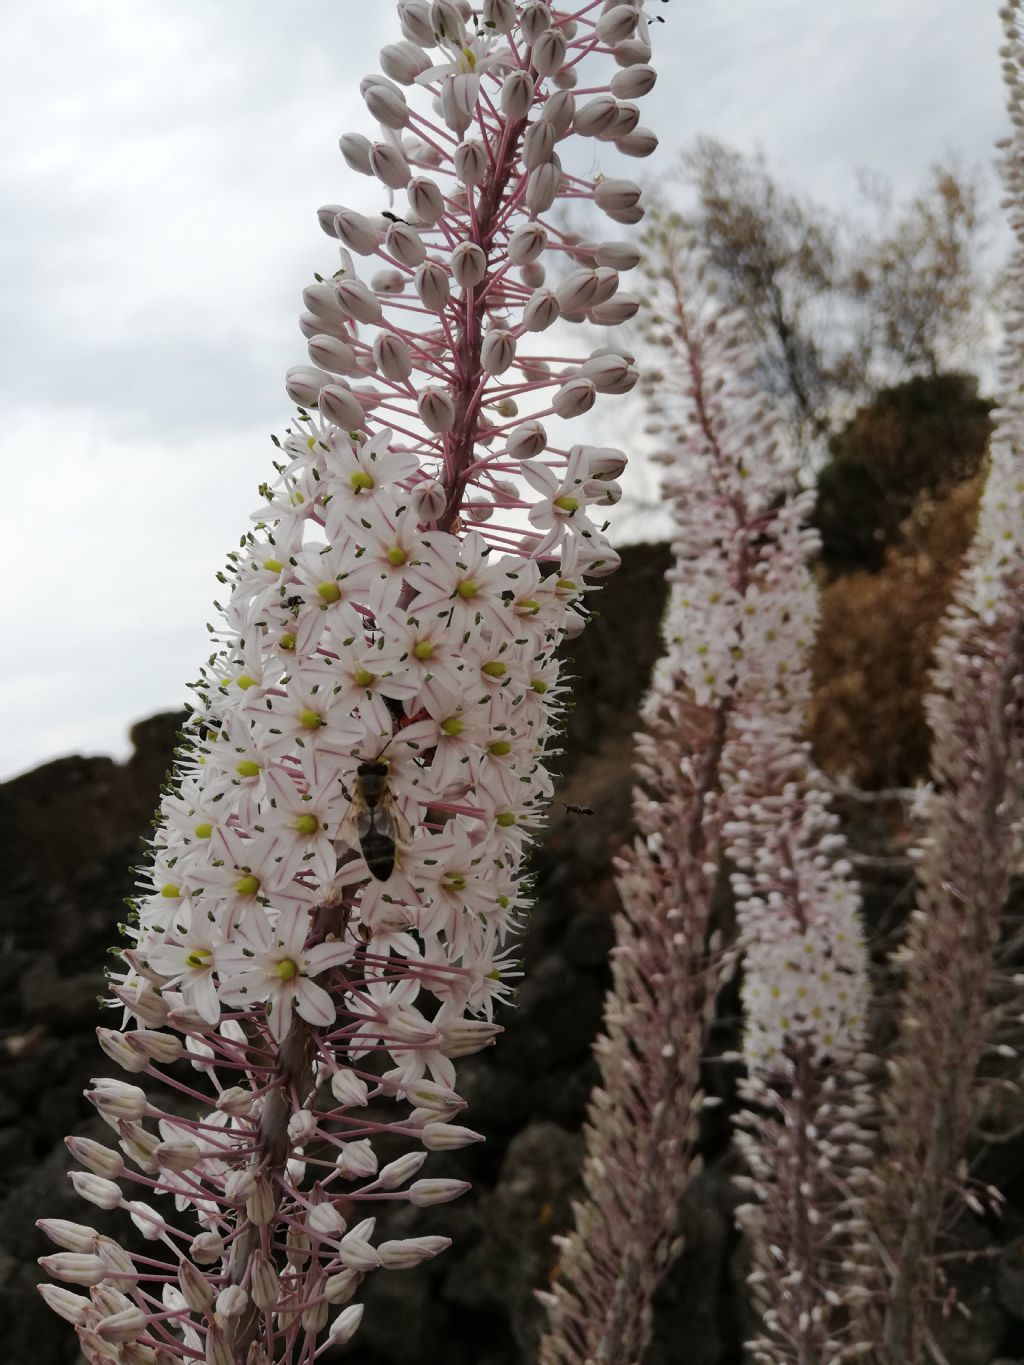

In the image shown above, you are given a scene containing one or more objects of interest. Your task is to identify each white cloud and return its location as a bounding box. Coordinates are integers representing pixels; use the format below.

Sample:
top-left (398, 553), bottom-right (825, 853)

top-left (1, 0), bottom-right (1010, 777)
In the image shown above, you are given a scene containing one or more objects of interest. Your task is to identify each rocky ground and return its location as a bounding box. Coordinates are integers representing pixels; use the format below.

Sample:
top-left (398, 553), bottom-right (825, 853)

top-left (3, 541), bottom-right (1024, 1363)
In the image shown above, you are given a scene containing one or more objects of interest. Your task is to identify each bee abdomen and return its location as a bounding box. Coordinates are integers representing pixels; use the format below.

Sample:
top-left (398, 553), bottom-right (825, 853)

top-left (360, 830), bottom-right (396, 881)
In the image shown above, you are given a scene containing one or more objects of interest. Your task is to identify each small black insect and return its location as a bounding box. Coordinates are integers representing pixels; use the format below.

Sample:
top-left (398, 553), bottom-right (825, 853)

top-left (563, 802), bottom-right (595, 817)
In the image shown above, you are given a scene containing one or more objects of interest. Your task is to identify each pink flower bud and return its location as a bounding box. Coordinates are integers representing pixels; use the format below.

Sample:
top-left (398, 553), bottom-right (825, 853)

top-left (130, 1029), bottom-right (182, 1065)
top-left (532, 28), bottom-right (567, 76)
top-left (438, 1018), bottom-right (502, 1055)
top-left (521, 1), bottom-right (552, 46)
top-left (617, 126), bottom-right (659, 158)
top-left (440, 72), bottom-right (479, 134)
top-left (371, 268), bottom-right (405, 294)
top-left (398, 0), bottom-right (434, 45)
top-left (552, 377), bottom-right (596, 419)
top-left (69, 1172), bottom-right (122, 1211)
top-left (454, 138), bottom-right (488, 186)
top-left (319, 384), bottom-right (365, 429)
top-left (96, 1028), bottom-right (148, 1073)
top-left (563, 267), bottom-right (611, 313)
top-left (39, 1253), bottom-right (107, 1287)
top-left (579, 352), bottom-right (637, 394)
top-left (155, 1138), bottom-right (201, 1172)
top-left (38, 1219), bottom-right (99, 1254)
top-left (384, 219), bottom-right (426, 267)
top-left (605, 102), bottom-right (640, 139)
top-left (573, 94), bottom-right (618, 137)
top-left (379, 40), bottom-right (431, 85)
top-left (246, 1176), bottom-right (276, 1226)
top-left (96, 1305), bottom-right (147, 1343)
top-left (325, 1269), bottom-right (362, 1305)
top-left (611, 63), bottom-right (657, 98)
top-left (339, 132), bottom-right (372, 174)
top-left (216, 1284), bottom-right (249, 1319)
top-left (328, 1304), bottom-right (365, 1345)
top-left (483, 0), bottom-right (516, 30)
top-left (374, 332), bottom-right (414, 381)
top-left (540, 89), bottom-right (575, 135)
top-left (500, 69), bottom-right (534, 117)
top-left (339, 1235), bottom-right (380, 1272)
top-left (369, 140), bottom-right (412, 189)
top-left (205, 1325), bottom-right (235, 1365)
top-left (241, 1252), bottom-right (277, 1312)
top-left (481, 330), bottom-right (516, 376)
top-left (224, 1169), bottom-right (258, 1203)
top-left (86, 1079), bottom-right (147, 1122)
top-left (336, 277), bottom-right (384, 325)
top-left (507, 420), bottom-right (548, 459)
top-left (190, 1232), bottom-right (225, 1265)
top-left (408, 1178), bottom-right (472, 1207)
top-left (614, 34), bottom-right (652, 67)
top-left (590, 293), bottom-right (640, 324)
top-left (37, 1285), bottom-right (91, 1326)
top-left (523, 119), bottom-right (556, 169)
top-left (286, 365), bottom-right (334, 407)
top-left (378, 1236), bottom-right (452, 1268)
top-left (418, 386), bottom-right (457, 433)
top-left (308, 334), bottom-right (358, 375)
top-left (508, 223), bottom-right (547, 264)
top-left (330, 1068), bottom-right (370, 1106)
top-left (336, 1138), bottom-right (379, 1179)
top-left (362, 77), bottom-right (410, 129)
top-left (523, 287), bottom-right (560, 331)
top-left (303, 282), bottom-right (348, 327)
top-left (594, 176), bottom-right (642, 215)
top-left (421, 1122), bottom-right (485, 1150)
top-left (431, 0), bottom-right (465, 39)
top-left (595, 240), bottom-right (642, 270)
top-left (450, 241), bottom-right (487, 289)
top-left (410, 477), bottom-right (447, 522)
top-left (215, 1085), bottom-right (254, 1116)
top-left (378, 1151), bottom-right (431, 1189)
top-left (408, 175), bottom-right (445, 226)
top-left (415, 260), bottom-right (451, 311)
top-left (334, 208), bottom-right (383, 256)
top-left (526, 161), bottom-right (562, 213)
top-left (576, 444), bottom-right (627, 480)
top-left (316, 202), bottom-right (345, 237)
top-left (520, 259), bottom-right (546, 289)
top-left (597, 4), bottom-right (640, 43)
top-left (178, 1258), bottom-right (215, 1311)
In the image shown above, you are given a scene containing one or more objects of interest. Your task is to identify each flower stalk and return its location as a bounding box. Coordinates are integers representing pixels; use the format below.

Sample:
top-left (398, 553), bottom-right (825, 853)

top-left (539, 213), bottom-right (873, 1365)
top-left (869, 8), bottom-right (1024, 1356)
top-left (37, 3), bottom-right (660, 1360)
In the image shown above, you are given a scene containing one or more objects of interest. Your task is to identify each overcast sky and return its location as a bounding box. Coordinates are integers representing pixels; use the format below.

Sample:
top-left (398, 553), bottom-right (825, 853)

top-left (1, 0), bottom-right (1008, 780)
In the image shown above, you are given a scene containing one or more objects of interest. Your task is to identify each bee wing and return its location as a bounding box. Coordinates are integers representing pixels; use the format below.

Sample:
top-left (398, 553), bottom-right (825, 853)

top-left (377, 789), bottom-right (415, 844)
top-left (335, 796), bottom-right (373, 852)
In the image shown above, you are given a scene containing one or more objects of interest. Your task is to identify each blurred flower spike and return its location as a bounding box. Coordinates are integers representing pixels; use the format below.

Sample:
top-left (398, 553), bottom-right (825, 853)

top-left (36, 1), bottom-right (661, 1359)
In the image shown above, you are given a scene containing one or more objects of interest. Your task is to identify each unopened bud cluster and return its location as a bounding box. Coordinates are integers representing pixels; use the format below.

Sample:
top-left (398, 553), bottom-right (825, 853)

top-left (38, 3), bottom-right (658, 1361)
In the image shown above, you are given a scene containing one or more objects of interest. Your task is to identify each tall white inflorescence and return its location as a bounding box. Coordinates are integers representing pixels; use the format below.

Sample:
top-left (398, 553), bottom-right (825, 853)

top-left (36, 3), bottom-right (660, 1361)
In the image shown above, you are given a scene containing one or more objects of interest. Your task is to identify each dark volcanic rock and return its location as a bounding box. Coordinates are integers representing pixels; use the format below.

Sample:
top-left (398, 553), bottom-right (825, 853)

top-left (6, 540), bottom-right (1024, 1365)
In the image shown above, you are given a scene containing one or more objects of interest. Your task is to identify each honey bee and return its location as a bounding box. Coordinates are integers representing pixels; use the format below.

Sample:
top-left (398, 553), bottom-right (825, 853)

top-left (336, 760), bottom-right (413, 882)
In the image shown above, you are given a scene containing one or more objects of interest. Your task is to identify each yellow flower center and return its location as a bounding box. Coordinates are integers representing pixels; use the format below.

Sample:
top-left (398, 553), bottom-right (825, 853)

top-left (276, 958), bottom-right (299, 982)
top-left (317, 582), bottom-right (342, 604)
